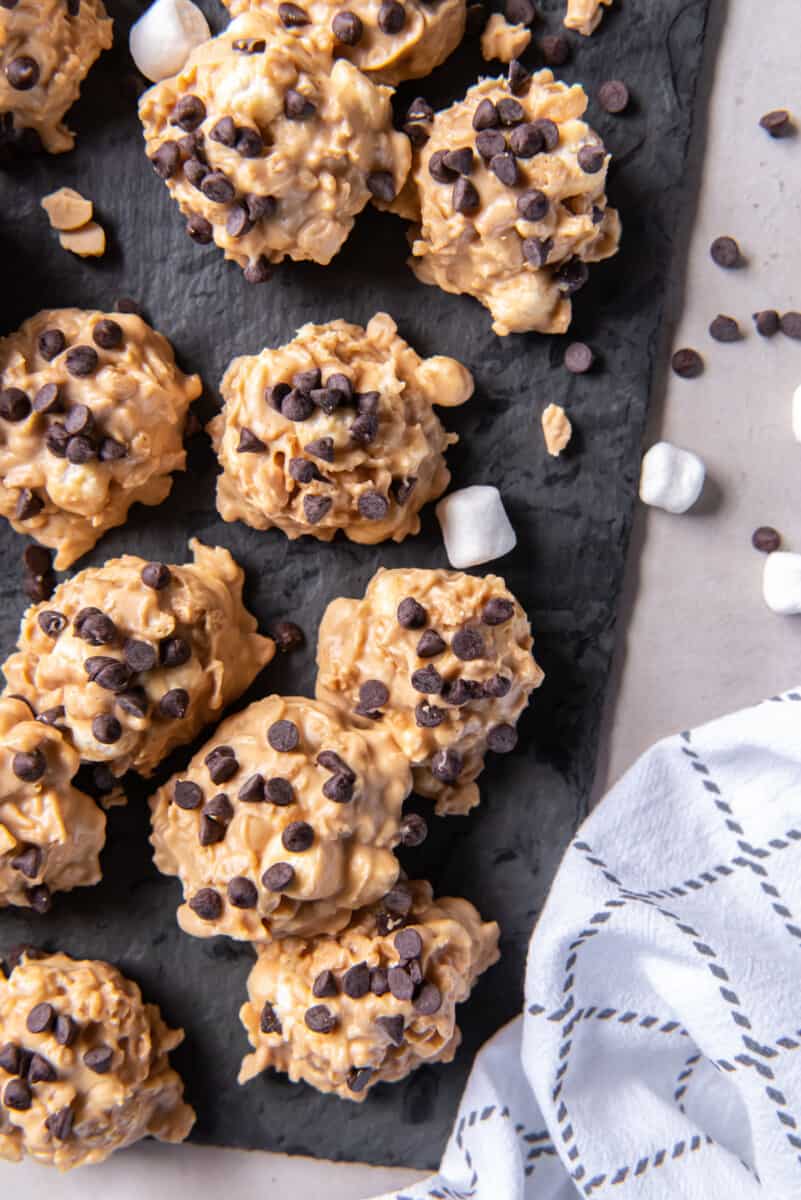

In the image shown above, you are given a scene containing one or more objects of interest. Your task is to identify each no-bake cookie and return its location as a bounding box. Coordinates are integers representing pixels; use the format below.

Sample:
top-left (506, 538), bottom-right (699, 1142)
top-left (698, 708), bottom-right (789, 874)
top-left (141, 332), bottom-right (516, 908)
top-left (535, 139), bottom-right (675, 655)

top-left (139, 13), bottom-right (411, 281)
top-left (0, 697), bottom-right (105, 914)
top-left (238, 879), bottom-right (499, 1099)
top-left (221, 0), bottom-right (466, 86)
top-left (0, 0), bottom-right (113, 156)
top-left (2, 540), bottom-right (274, 779)
top-left (0, 308), bottom-right (201, 570)
top-left (564, 0), bottom-right (611, 36)
top-left (397, 67), bottom-right (621, 336)
top-left (150, 694), bottom-right (412, 942)
top-left (316, 567), bottom-right (543, 815)
top-left (208, 313), bottom-right (473, 544)
top-left (0, 948), bottom-right (194, 1168)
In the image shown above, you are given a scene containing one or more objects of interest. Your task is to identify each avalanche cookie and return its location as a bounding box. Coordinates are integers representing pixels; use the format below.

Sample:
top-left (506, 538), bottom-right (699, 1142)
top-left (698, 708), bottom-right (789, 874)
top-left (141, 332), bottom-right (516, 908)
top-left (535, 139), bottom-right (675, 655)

top-left (0, 0), bottom-right (112, 156)
top-left (208, 313), bottom-right (473, 544)
top-left (150, 695), bottom-right (412, 942)
top-left (221, 0), bottom-right (465, 86)
top-left (139, 13), bottom-right (411, 281)
top-left (238, 879), bottom-right (499, 1099)
top-left (564, 0), bottom-right (611, 36)
top-left (0, 949), bottom-right (194, 1168)
top-left (316, 567), bottom-right (543, 815)
top-left (399, 67), bottom-right (621, 336)
top-left (0, 697), bottom-right (105, 914)
top-left (2, 540), bottom-right (274, 780)
top-left (0, 308), bottom-right (201, 570)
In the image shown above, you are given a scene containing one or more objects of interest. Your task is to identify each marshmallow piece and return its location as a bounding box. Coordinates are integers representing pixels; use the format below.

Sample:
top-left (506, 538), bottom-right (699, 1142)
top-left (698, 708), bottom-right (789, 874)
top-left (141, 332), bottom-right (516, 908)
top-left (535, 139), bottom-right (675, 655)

top-left (436, 485), bottom-right (517, 569)
top-left (129, 0), bottom-right (210, 83)
top-left (763, 552), bottom-right (801, 615)
top-left (639, 441), bottom-right (705, 514)
top-left (792, 385), bottom-right (801, 443)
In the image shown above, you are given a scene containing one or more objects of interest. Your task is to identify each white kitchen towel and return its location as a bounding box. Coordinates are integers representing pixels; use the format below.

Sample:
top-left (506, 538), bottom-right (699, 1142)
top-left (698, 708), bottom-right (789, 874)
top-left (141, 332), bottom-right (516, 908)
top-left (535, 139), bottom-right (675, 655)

top-left (378, 689), bottom-right (801, 1199)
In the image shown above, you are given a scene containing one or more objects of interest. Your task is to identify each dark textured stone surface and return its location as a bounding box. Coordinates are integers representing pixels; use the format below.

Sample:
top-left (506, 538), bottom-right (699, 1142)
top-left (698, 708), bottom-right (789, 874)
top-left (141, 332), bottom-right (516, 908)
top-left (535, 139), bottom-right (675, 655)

top-left (0, 0), bottom-right (709, 1170)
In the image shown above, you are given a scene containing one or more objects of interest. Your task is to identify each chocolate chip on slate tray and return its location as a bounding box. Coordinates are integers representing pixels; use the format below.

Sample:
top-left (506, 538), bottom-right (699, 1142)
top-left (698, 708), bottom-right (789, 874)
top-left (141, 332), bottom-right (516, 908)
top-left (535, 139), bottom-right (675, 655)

top-left (400, 812), bottom-right (428, 846)
top-left (431, 747), bottom-right (462, 783)
top-left (378, 0), bottom-right (405, 32)
top-left (598, 79), bottom-right (630, 114)
top-left (282, 820), bottom-right (313, 852)
top-left (387, 965), bottom-right (414, 1001)
top-left (752, 526), bottom-right (781, 553)
top-left (759, 109), bottom-right (792, 137)
top-left (238, 774), bottom-right (265, 803)
top-left (271, 620), bottom-right (305, 652)
top-left (671, 347), bottom-right (703, 378)
top-left (228, 876), bottom-right (258, 908)
top-left (376, 1014), bottom-right (404, 1045)
top-left (174, 780), bottom-right (203, 810)
top-left (12, 750), bottom-right (45, 783)
top-left (38, 328), bottom-right (65, 360)
top-left (260, 1002), bottom-right (282, 1034)
top-left (305, 1005), bottom-right (337, 1033)
top-left (189, 888), bottom-right (222, 920)
top-left (413, 982), bottom-right (442, 1015)
top-left (27, 1002), bottom-right (54, 1034)
top-left (577, 144), bottom-right (605, 174)
top-left (709, 314), bottom-right (741, 343)
top-left (313, 970), bottom-right (337, 998)
top-left (262, 862), bottom-right (294, 891)
top-left (332, 10), bottom-right (363, 42)
top-left (23, 544), bottom-right (50, 580)
top-left (781, 312), bottom-right (801, 339)
top-left (564, 342), bottom-right (595, 374)
top-left (159, 688), bottom-right (189, 718)
top-left (343, 962), bottom-right (370, 998)
top-left (540, 34), bottom-right (569, 66)
top-left (473, 99), bottom-right (498, 131)
top-left (244, 256), bottom-right (274, 285)
top-left (358, 491), bottom-right (389, 520)
top-left (398, 597), bottom-right (427, 629)
top-left (265, 777), bottom-right (294, 806)
top-left (710, 236), bottom-right (740, 268)
top-left (453, 177), bottom-right (480, 214)
top-left (268, 720), bottom-right (299, 752)
top-left (753, 310), bottom-right (779, 338)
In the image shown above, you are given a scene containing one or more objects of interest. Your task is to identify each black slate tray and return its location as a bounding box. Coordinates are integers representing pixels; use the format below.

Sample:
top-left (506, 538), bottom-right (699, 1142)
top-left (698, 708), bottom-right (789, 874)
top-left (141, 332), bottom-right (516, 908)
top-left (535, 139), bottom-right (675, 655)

top-left (0, 0), bottom-right (709, 1170)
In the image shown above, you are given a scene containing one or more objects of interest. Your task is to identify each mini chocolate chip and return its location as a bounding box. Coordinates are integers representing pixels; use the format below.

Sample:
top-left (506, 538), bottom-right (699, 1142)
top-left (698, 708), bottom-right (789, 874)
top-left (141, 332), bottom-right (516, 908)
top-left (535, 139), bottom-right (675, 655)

top-left (188, 888), bottom-right (222, 920)
top-left (198, 819), bottom-right (223, 849)
top-left (228, 876), bottom-right (258, 908)
top-left (32, 383), bottom-right (61, 414)
top-left (452, 628), bottom-right (485, 660)
top-left (245, 193), bottom-right (277, 222)
top-left (238, 774), bottom-right (265, 803)
top-left (268, 720), bottom-right (299, 753)
top-left (6, 55), bottom-right (39, 90)
top-left (116, 687), bottom-right (149, 718)
top-left (279, 1), bottom-right (309, 24)
top-left (577, 144), bottom-right (605, 174)
top-left (27, 1002), bottom-right (54, 1034)
top-left (497, 97), bottom-right (525, 127)
top-left (484, 673), bottom-right (511, 698)
top-left (12, 750), bottom-right (45, 782)
top-left (271, 620), bottom-right (305, 653)
top-left (431, 747), bottom-right (462, 783)
top-left (282, 820), bottom-right (313, 852)
top-left (86, 659), bottom-right (132, 693)
top-left (522, 236), bottom-right (553, 268)
top-left (473, 99), bottom-right (499, 131)
top-left (204, 746), bottom-right (238, 784)
top-left (14, 486), bottom-right (41, 520)
top-left (760, 109), bottom-right (792, 137)
top-left (413, 982), bottom-right (442, 1014)
top-left (395, 928), bottom-right (422, 960)
top-left (284, 89), bottom-right (316, 119)
top-left (37, 610), bottom-right (66, 638)
top-left (84, 1045), bottom-right (113, 1074)
top-left (428, 149), bottom-right (457, 183)
top-left (159, 688), bottom-right (189, 718)
top-left (304, 437), bottom-right (334, 463)
top-left (160, 636), bottom-right (191, 668)
top-left (172, 94), bottom-right (206, 131)
top-left (0, 388), bottom-right (31, 422)
top-left (752, 526), bottom-right (781, 553)
top-left (317, 750), bottom-right (355, 779)
top-left (27, 885), bottom-right (51, 913)
top-left (11, 845), bottom-right (41, 879)
top-left (488, 722), bottom-right (518, 752)
top-left (38, 329), bottom-right (66, 360)
top-left (305, 1005), bottom-right (337, 1033)
top-left (709, 314), bottom-right (741, 343)
top-left (407, 96), bottom-right (433, 122)
top-left (555, 258), bottom-right (590, 294)
top-left (415, 701), bottom-right (446, 727)
top-left (187, 213), bottom-right (214, 244)
top-left (753, 310), bottom-right (780, 338)
top-left (227, 204), bottom-right (253, 239)
top-left (387, 965), bottom-right (414, 1001)
top-left (92, 714), bottom-right (121, 744)
top-left (262, 862), bottom-right (295, 891)
top-left (490, 151), bottom-right (518, 186)
top-left (378, 0), bottom-right (405, 30)
top-left (66, 434), bottom-right (97, 465)
top-left (209, 116), bottom-right (236, 147)
top-left (28, 1052), bottom-right (55, 1083)
top-left (350, 411), bottom-right (379, 445)
top-left (260, 1002), bottom-right (282, 1034)
top-left (313, 970), bottom-right (338, 998)
top-left (204, 794), bottom-right (233, 824)
top-left (45, 1106), bottom-right (73, 1141)
top-left (343, 962), bottom-right (370, 998)
top-left (453, 177), bottom-right (480, 214)
top-left (65, 345), bottom-right (98, 377)
top-left (332, 10), bottom-right (363, 42)
top-left (358, 491), bottom-right (389, 521)
top-left (598, 79), bottom-right (629, 113)
top-left (411, 666), bottom-right (442, 694)
top-left (564, 342), bottom-right (595, 374)
top-left (376, 1014), bottom-right (404, 1045)
top-left (781, 312), bottom-right (801, 340)
top-left (443, 147), bottom-right (474, 176)
top-left (175, 780), bottom-right (203, 810)
top-left (265, 777), bottom-right (294, 806)
top-left (3, 1078), bottom-right (31, 1109)
top-left (367, 170), bottom-right (396, 202)
top-left (0, 1044), bottom-right (20, 1075)
top-left (92, 319), bottom-right (123, 350)
top-left (289, 457), bottom-right (320, 484)
top-left (400, 812), bottom-right (428, 847)
top-left (236, 126), bottom-right (263, 158)
top-left (540, 33), bottom-right (569, 65)
top-left (123, 638), bottom-right (157, 673)
top-left (304, 495), bottom-right (332, 524)
top-left (671, 347), bottom-right (703, 378)
top-left (398, 597), bottom-right (427, 629)
top-left (322, 773), bottom-right (354, 803)
top-left (237, 427), bottom-right (265, 453)
top-left (201, 172), bottom-right (235, 204)
top-left (282, 389), bottom-right (315, 421)
top-left (347, 1066), bottom-right (373, 1092)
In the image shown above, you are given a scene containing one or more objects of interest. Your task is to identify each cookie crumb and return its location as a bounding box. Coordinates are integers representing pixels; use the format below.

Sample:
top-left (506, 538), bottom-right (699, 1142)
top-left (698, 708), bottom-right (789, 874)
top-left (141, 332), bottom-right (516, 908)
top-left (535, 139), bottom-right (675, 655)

top-left (542, 403), bottom-right (572, 456)
top-left (41, 187), bottom-right (93, 231)
top-left (480, 12), bottom-right (531, 63)
top-left (59, 222), bottom-right (107, 258)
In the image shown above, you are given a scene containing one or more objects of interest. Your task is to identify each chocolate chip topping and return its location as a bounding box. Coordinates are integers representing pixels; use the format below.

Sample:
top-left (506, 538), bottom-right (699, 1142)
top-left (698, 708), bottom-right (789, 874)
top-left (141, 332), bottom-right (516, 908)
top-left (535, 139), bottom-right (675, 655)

top-left (32, 383), bottom-right (61, 415)
top-left (452, 628), bottom-right (485, 660)
top-left (3, 1078), bottom-right (31, 1110)
top-left (431, 747), bottom-right (462, 783)
top-left (65, 345), bottom-right (98, 377)
top-left (282, 389), bottom-right (315, 421)
top-left (265, 777), bottom-right (294, 806)
top-left (37, 610), bottom-right (67, 638)
top-left (371, 967), bottom-right (389, 995)
top-left (54, 1014), bottom-right (78, 1047)
top-left (429, 149), bottom-right (457, 184)
top-left (236, 127), bottom-right (264, 158)
top-left (116, 687), bottom-right (149, 718)
top-left (407, 96), bottom-right (433, 122)
top-left (415, 629), bottom-right (445, 659)
top-left (453, 177), bottom-right (480, 214)
top-left (45, 1106), bottom-right (74, 1141)
top-left (205, 745), bottom-right (239, 784)
top-left (11, 845), bottom-right (41, 879)
top-left (123, 638), bottom-right (157, 674)
top-left (488, 722), bottom-right (518, 753)
top-left (268, 720), bottom-right (299, 752)
top-left (0, 1043), bottom-right (21, 1075)
top-left (367, 170), bottom-right (397, 202)
top-left (322, 772), bottom-right (354, 803)
top-left (189, 887), bottom-right (222, 921)
top-left (332, 10), bottom-right (363, 42)
top-left (262, 862), bottom-right (295, 891)
top-left (227, 205), bottom-right (254, 239)
top-left (28, 1052), bottom-right (56, 1083)
top-left (475, 130), bottom-right (505, 161)
top-left (411, 666), bottom-right (443, 694)
top-left (160, 635), bottom-right (191, 668)
top-left (38, 328), bottom-right (66, 361)
top-left (92, 319), bottom-right (123, 350)
top-left (15, 488), bottom-right (44, 519)
top-left (443, 148), bottom-right (474, 176)
top-left (92, 714), bottom-right (121, 744)
top-left (556, 258), bottom-right (590, 294)
top-left (473, 99), bottom-right (499, 131)
top-left (413, 982), bottom-right (442, 1015)
top-left (343, 961), bottom-right (371, 999)
top-left (357, 679), bottom-right (389, 713)
top-left (378, 0), bottom-right (405, 31)
top-left (84, 1045), bottom-right (113, 1074)
top-left (415, 701), bottom-right (446, 727)
top-left (358, 491), bottom-right (389, 520)
top-left (598, 79), bottom-right (630, 114)
top-left (305, 1005), bottom-right (337, 1034)
top-left (442, 677), bottom-right (483, 706)
top-left (238, 773), bottom-right (265, 803)
top-left (27, 886), bottom-right (51, 913)
top-left (174, 780), bottom-right (203, 810)
top-left (564, 342), bottom-right (595, 374)
top-left (284, 89), bottom-right (316, 120)
top-left (400, 812), bottom-right (428, 847)
top-left (485, 673), bottom-right (511, 698)
top-left (671, 347), bottom-right (703, 379)
top-left (172, 94), bottom-right (206, 131)
top-left (12, 749), bottom-right (45, 783)
top-left (391, 476), bottom-right (417, 505)
top-left (228, 876), bottom-right (258, 908)
top-left (313, 969), bottom-right (338, 998)
top-left (260, 1002), bottom-right (282, 1034)
top-left (577, 144), bottom-right (605, 174)
top-left (0, 388), bottom-right (31, 422)
top-left (26, 1002), bottom-right (54, 1034)
top-left (282, 820), bottom-right (314, 852)
top-left (376, 1014), bottom-right (404, 1045)
top-left (279, 1), bottom-right (309, 24)
top-left (497, 97), bottom-right (525, 128)
top-left (6, 56), bottom-right (39, 90)
top-left (508, 58), bottom-right (531, 96)
top-left (522, 236), bottom-right (553, 268)
top-left (187, 213), bottom-right (214, 244)
top-left (159, 688), bottom-right (189, 718)
top-left (490, 151), bottom-right (518, 187)
top-left (387, 965), bottom-right (414, 1001)
top-left (395, 927), bottom-right (422, 960)
top-left (397, 597), bottom-right (427, 629)
top-left (709, 314), bottom-right (741, 343)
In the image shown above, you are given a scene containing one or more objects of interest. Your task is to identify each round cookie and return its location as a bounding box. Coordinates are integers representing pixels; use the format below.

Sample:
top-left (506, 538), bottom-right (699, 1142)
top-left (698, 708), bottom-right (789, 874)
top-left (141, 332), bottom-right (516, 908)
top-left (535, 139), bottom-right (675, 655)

top-left (397, 67), bottom-right (621, 337)
top-left (139, 13), bottom-right (412, 281)
top-left (208, 312), bottom-right (473, 544)
top-left (0, 948), bottom-right (194, 1168)
top-left (221, 0), bottom-right (466, 86)
top-left (0, 0), bottom-right (112, 156)
top-left (0, 308), bottom-right (202, 570)
top-left (150, 695), bottom-right (412, 942)
top-left (238, 879), bottom-right (499, 1099)
top-left (315, 567), bottom-right (543, 815)
top-left (564, 0), bottom-right (611, 36)
top-left (0, 697), bottom-right (105, 914)
top-left (2, 540), bottom-right (275, 779)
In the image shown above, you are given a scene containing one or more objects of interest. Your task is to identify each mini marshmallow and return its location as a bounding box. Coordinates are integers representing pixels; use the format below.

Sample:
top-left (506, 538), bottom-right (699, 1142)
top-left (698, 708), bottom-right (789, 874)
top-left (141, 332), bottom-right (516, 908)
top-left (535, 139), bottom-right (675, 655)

top-left (639, 441), bottom-right (705, 514)
top-left (436, 485), bottom-right (517, 569)
top-left (129, 0), bottom-right (210, 83)
top-left (763, 552), bottom-right (801, 615)
top-left (792, 385), bottom-right (801, 443)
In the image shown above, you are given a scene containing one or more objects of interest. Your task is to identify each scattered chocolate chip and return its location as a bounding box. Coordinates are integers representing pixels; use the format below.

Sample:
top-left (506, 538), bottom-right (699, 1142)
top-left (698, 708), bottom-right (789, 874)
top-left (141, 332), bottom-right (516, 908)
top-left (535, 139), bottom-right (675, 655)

top-left (116, 687), bottom-right (149, 719)
top-left (260, 1002), bottom-right (282, 1034)
top-left (238, 774), bottom-right (265, 803)
top-left (453, 177), bottom-right (480, 214)
top-left (415, 701), bottom-right (446, 727)
top-left (376, 1014), bottom-right (404, 1045)
top-left (564, 341), bottom-right (595, 374)
top-left (268, 720), bottom-right (299, 753)
top-left (75, 608), bottom-right (117, 645)
top-left (760, 109), bottom-right (792, 138)
top-left (395, 928), bottom-right (422, 960)
top-left (710, 236), bottom-right (740, 269)
top-left (577, 144), bottom-right (605, 174)
top-left (598, 79), bottom-right (629, 114)
top-left (186, 213), bottom-right (214, 244)
top-left (343, 962), bottom-right (370, 999)
top-left (452, 628), bottom-right (485, 660)
top-left (490, 151), bottom-right (518, 186)
top-left (92, 319), bottom-right (123, 350)
top-left (416, 629), bottom-right (446, 658)
top-left (203, 746), bottom-right (237, 785)
top-left (473, 99), bottom-right (499, 131)
top-left (92, 714), bottom-right (121, 744)
top-left (3, 1078), bottom-right (31, 1109)
top-left (522, 236), bottom-right (553, 268)
top-left (413, 982), bottom-right (442, 1015)
top-left (671, 347), bottom-right (703, 378)
top-left (123, 638), bottom-right (157, 673)
top-left (303, 494), bottom-right (332, 524)
top-left (172, 94), bottom-right (206, 131)
top-left (488, 722), bottom-right (518, 752)
top-left (332, 9), bottom-right (363, 42)
top-left (399, 812), bottom-right (428, 847)
top-left (431, 747), bottom-right (462, 783)
top-left (350, 411), bottom-right (379, 445)
top-left (387, 965), bottom-right (414, 1001)
top-left (38, 328), bottom-right (66, 361)
top-left (65, 345), bottom-right (98, 377)
top-left (28, 1052), bottom-right (55, 1083)
top-left (281, 389), bottom-right (315, 421)
top-left (556, 258), bottom-right (590, 294)
top-left (781, 312), bottom-right (801, 340)
top-left (482, 597), bottom-right (514, 625)
top-left (45, 1106), bottom-right (73, 1141)
top-left (175, 780), bottom-right (203, 810)
top-left (370, 967), bottom-right (389, 995)
top-left (540, 33), bottom-right (569, 66)
top-left (66, 435), bottom-right (97, 465)
top-left (27, 1002), bottom-right (54, 1034)
top-left (0, 388), bottom-right (31, 422)
top-left (347, 1066), bottom-right (373, 1092)
top-left (282, 821), bottom-right (313, 852)
top-left (366, 170), bottom-right (396, 202)
top-left (289, 457), bottom-right (321, 484)
top-left (305, 1005), bottom-right (337, 1033)
top-left (245, 194), bottom-right (277, 222)
top-left (322, 773), bottom-right (354, 803)
top-left (284, 89), bottom-right (316, 119)
top-left (313, 969), bottom-right (338, 998)
top-left (753, 310), bottom-right (780, 338)
top-left (54, 1015), bottom-right (78, 1047)
top-left (199, 813), bottom-right (225, 846)
top-left (235, 126), bottom-right (263, 158)
top-left (709, 314), bottom-right (741, 343)
top-left (442, 677), bottom-right (483, 706)
top-left (86, 658), bottom-right (132, 693)
top-left (398, 597), bottom-right (427, 629)
top-left (752, 526), bottom-right (781, 553)
top-left (265, 777), bottom-right (294, 806)
top-left (84, 1045), bottom-right (113, 1074)
top-left (189, 887), bottom-right (222, 920)
top-left (6, 55), bottom-right (39, 90)
top-left (358, 491), bottom-right (389, 520)
top-left (12, 749), bottom-right (45, 783)
top-left (228, 876), bottom-right (258, 908)
top-left (159, 688), bottom-right (189, 719)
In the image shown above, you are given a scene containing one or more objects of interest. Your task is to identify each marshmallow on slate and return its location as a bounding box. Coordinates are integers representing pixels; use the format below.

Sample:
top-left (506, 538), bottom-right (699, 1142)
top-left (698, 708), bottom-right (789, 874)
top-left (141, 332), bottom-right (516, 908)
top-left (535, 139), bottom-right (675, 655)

top-left (130, 0), bottom-right (210, 83)
top-left (763, 552), bottom-right (801, 615)
top-left (639, 441), bottom-right (706, 514)
top-left (792, 385), bottom-right (801, 443)
top-left (436, 485), bottom-right (517, 569)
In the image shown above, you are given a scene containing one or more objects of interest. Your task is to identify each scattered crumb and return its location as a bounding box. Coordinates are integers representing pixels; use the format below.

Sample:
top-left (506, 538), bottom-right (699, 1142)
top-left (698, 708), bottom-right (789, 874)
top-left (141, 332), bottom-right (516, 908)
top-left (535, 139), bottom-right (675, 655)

top-left (59, 222), bottom-right (107, 258)
top-left (41, 187), bottom-right (93, 232)
top-left (542, 403), bottom-right (572, 457)
top-left (481, 12), bottom-right (532, 63)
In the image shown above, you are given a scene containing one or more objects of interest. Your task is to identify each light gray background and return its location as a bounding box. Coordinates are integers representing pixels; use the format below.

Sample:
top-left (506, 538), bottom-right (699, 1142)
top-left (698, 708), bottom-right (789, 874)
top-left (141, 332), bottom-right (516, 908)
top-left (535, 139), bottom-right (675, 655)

top-left (4, 0), bottom-right (799, 1194)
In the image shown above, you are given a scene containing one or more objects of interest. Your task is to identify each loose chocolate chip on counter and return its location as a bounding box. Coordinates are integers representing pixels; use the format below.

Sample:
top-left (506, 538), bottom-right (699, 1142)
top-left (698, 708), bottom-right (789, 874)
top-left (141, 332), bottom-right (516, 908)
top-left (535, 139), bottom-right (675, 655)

top-left (141, 560), bottom-right (171, 589)
top-left (411, 666), bottom-right (443, 694)
top-left (400, 812), bottom-right (428, 847)
top-left (415, 701), bottom-right (446, 728)
top-left (45, 1106), bottom-right (73, 1141)
top-left (313, 970), bottom-right (337, 998)
top-left (12, 750), bottom-right (45, 783)
top-left (28, 1052), bottom-right (56, 1083)
top-left (27, 885), bottom-right (51, 913)
top-left (262, 862), bottom-right (295, 892)
top-left (92, 319), bottom-right (123, 350)
top-left (282, 820), bottom-right (314, 852)
top-left (371, 967), bottom-right (389, 995)
top-left (65, 345), bottom-right (98, 377)
top-left (159, 688), bottom-right (189, 719)
top-left (204, 745), bottom-right (238, 784)
top-left (188, 887), bottom-right (222, 921)
top-left (490, 152), bottom-right (518, 187)
top-left (442, 148), bottom-right (474, 176)
top-left (577, 144), bottom-right (605, 174)
top-left (6, 55), bottom-right (39, 90)
top-left (476, 129), bottom-right (506, 161)
top-left (540, 34), bottom-right (569, 66)
top-left (376, 1014), bottom-right (404, 1045)
top-left (172, 94), bottom-right (206, 131)
top-left (227, 876), bottom-right (258, 908)
top-left (174, 780), bottom-right (203, 810)
top-left (428, 149), bottom-right (457, 183)
top-left (508, 58), bottom-right (530, 97)
top-left (260, 1002), bottom-right (282, 1034)
top-left (759, 109), bottom-right (793, 138)
top-left (564, 341), bottom-right (595, 374)
top-left (387, 965), bottom-right (414, 1001)
top-left (92, 714), bottom-right (121, 744)
top-left (343, 962), bottom-right (371, 999)
top-left (271, 620), bottom-right (305, 653)
top-left (123, 639), bottom-right (157, 673)
top-left (598, 79), bottom-right (629, 114)
top-left (497, 98), bottom-right (525, 127)
top-left (305, 1005), bottom-right (337, 1034)
top-left (671, 347), bottom-right (703, 378)
top-left (0, 1043), bottom-right (21, 1075)
top-left (431, 747), bottom-right (462, 783)
top-left (556, 259), bottom-right (590, 294)
top-left (397, 597), bottom-right (427, 629)
top-left (186, 213), bottom-right (214, 244)
top-left (473, 99), bottom-right (499, 131)
top-left (453, 177), bottom-right (480, 214)
top-left (3, 1078), bottom-right (31, 1110)
top-left (358, 491), bottom-right (389, 520)
top-left (332, 10), bottom-right (363, 42)
top-left (753, 310), bottom-right (780, 338)
top-left (416, 629), bottom-right (446, 657)
top-left (452, 627), bottom-right (485, 660)
top-left (265, 777), bottom-right (294, 806)
top-left (84, 1045), bottom-right (113, 1074)
top-left (347, 1067), bottom-right (373, 1093)
top-left (413, 982), bottom-right (442, 1015)
top-left (395, 928), bottom-right (422, 960)
top-left (227, 204), bottom-right (253, 239)
top-left (781, 312), bottom-right (801, 339)
top-left (366, 170), bottom-right (396, 202)
top-left (238, 774), bottom-right (265, 803)
top-left (709, 236), bottom-right (740, 269)
top-left (27, 1002), bottom-right (55, 1034)
top-left (116, 687), bottom-right (149, 719)
top-left (709, 314), bottom-right (741, 343)
top-left (752, 526), bottom-right (781, 554)
top-left (522, 236), bottom-right (553, 268)
top-left (0, 388), bottom-right (31, 421)
top-left (284, 89), bottom-right (316, 120)
top-left (33, 383), bottom-right (61, 414)
top-left (268, 720), bottom-right (299, 753)
top-left (378, 0), bottom-right (405, 31)
top-left (11, 845), bottom-right (41, 878)
top-left (488, 722), bottom-right (518, 753)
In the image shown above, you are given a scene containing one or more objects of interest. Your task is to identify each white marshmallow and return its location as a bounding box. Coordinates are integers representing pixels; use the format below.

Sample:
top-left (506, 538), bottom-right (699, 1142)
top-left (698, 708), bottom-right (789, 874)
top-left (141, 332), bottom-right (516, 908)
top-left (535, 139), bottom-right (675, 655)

top-left (129, 0), bottom-right (210, 83)
top-left (436, 485), bottom-right (517, 569)
top-left (639, 441), bottom-right (706, 514)
top-left (763, 552), bottom-right (801, 615)
top-left (792, 384), bottom-right (801, 443)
